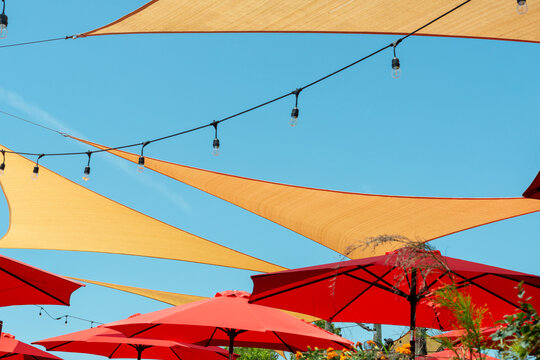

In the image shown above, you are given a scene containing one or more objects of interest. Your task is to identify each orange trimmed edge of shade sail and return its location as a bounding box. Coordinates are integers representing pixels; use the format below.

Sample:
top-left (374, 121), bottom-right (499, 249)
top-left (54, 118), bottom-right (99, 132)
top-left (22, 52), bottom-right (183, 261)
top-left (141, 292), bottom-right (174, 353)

top-left (75, 137), bottom-right (540, 259)
top-left (70, 276), bottom-right (319, 322)
top-left (0, 145), bottom-right (285, 273)
top-left (79, 0), bottom-right (540, 43)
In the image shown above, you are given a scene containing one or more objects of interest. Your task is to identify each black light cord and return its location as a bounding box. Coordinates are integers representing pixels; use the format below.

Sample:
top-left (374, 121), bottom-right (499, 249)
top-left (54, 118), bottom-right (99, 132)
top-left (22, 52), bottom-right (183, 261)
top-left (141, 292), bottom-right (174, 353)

top-left (0, 35), bottom-right (77, 49)
top-left (0, 0), bottom-right (473, 163)
top-left (35, 305), bottom-right (103, 327)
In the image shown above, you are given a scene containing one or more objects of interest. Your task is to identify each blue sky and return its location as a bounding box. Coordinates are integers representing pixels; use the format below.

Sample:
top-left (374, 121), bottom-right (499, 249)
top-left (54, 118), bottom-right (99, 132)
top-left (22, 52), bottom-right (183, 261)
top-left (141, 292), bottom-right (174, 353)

top-left (0, 0), bottom-right (538, 358)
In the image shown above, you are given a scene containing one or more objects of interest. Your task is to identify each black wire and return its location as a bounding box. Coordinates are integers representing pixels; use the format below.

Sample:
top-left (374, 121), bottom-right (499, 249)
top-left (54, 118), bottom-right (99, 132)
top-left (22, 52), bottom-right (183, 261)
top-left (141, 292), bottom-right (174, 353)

top-left (36, 306), bottom-right (103, 326)
top-left (0, 0), bottom-right (472, 160)
top-left (0, 109), bottom-right (69, 136)
top-left (0, 35), bottom-right (76, 49)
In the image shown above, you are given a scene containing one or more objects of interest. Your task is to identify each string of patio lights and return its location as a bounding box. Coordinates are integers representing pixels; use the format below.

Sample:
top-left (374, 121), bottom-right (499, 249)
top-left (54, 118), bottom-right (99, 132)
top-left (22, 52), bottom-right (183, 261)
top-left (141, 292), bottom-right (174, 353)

top-left (0, 0), bottom-right (530, 181)
top-left (35, 305), bottom-right (104, 328)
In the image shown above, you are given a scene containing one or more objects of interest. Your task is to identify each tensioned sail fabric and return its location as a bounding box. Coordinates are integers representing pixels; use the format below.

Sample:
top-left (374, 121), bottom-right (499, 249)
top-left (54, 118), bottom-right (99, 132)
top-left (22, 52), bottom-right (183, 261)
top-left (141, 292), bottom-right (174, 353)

top-left (80, 0), bottom-right (540, 43)
top-left (70, 277), bottom-right (319, 322)
top-left (77, 139), bottom-right (540, 259)
top-left (0, 146), bottom-right (284, 273)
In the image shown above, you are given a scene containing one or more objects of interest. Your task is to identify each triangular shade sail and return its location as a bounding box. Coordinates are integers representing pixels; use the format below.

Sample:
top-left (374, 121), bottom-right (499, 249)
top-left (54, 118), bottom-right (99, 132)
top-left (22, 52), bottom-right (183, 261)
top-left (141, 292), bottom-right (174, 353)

top-left (70, 277), bottom-right (319, 322)
top-left (0, 146), bottom-right (284, 273)
top-left (76, 139), bottom-right (540, 259)
top-left (81, 0), bottom-right (540, 43)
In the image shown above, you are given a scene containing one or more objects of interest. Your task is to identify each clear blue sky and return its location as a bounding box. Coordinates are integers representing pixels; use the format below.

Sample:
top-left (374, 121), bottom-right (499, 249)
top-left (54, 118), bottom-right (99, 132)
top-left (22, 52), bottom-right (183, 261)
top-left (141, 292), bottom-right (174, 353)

top-left (0, 0), bottom-right (538, 358)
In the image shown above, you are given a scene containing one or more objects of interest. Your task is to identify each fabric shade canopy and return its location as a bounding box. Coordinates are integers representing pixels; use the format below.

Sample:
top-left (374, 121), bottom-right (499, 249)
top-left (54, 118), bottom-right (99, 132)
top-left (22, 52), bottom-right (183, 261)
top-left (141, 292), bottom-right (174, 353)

top-left (80, 0), bottom-right (540, 43)
top-left (70, 277), bottom-right (319, 322)
top-left (76, 138), bottom-right (540, 259)
top-left (0, 255), bottom-right (83, 306)
top-left (0, 146), bottom-right (284, 273)
top-left (0, 333), bottom-right (63, 360)
top-left (34, 325), bottom-right (234, 360)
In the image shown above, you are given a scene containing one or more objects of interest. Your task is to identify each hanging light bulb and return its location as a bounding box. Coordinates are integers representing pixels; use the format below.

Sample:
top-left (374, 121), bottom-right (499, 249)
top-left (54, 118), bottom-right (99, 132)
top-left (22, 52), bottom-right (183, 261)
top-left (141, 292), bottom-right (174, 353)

top-left (212, 121), bottom-right (220, 156)
top-left (516, 0), bottom-right (528, 14)
top-left (82, 151), bottom-right (91, 181)
top-left (39, 308), bottom-right (42, 317)
top-left (64, 316), bottom-right (68, 325)
top-left (138, 141), bottom-right (149, 172)
top-left (0, 0), bottom-right (7, 39)
top-left (391, 40), bottom-right (402, 79)
top-left (290, 89), bottom-right (301, 127)
top-left (32, 165), bottom-right (39, 180)
top-left (0, 150), bottom-right (5, 176)
top-left (32, 154), bottom-right (43, 181)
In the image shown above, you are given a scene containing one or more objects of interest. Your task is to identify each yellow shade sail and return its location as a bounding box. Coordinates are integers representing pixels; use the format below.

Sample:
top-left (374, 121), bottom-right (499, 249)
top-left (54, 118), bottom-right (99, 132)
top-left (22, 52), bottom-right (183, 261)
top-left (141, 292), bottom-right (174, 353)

top-left (77, 138), bottom-right (540, 259)
top-left (70, 276), bottom-right (319, 322)
top-left (0, 146), bottom-right (284, 273)
top-left (81, 0), bottom-right (540, 43)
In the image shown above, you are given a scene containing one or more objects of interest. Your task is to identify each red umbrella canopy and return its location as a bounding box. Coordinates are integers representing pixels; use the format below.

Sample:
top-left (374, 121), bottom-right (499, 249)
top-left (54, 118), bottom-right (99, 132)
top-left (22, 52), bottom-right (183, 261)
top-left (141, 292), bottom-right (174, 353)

top-left (107, 290), bottom-right (352, 355)
top-left (249, 248), bottom-right (540, 329)
top-left (34, 322), bottom-right (233, 360)
top-left (418, 349), bottom-right (500, 360)
top-left (0, 255), bottom-right (83, 306)
top-left (0, 332), bottom-right (63, 360)
top-left (433, 327), bottom-right (500, 348)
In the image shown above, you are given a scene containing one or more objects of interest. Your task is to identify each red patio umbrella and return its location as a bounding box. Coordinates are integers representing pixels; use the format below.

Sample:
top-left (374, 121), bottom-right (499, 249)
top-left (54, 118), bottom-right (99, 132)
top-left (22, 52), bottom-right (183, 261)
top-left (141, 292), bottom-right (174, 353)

top-left (0, 254), bottom-right (83, 306)
top-left (0, 332), bottom-right (63, 360)
top-left (34, 321), bottom-right (234, 360)
top-left (417, 349), bottom-right (499, 360)
top-left (433, 327), bottom-right (500, 348)
top-left (249, 248), bottom-right (540, 356)
top-left (107, 290), bottom-right (353, 360)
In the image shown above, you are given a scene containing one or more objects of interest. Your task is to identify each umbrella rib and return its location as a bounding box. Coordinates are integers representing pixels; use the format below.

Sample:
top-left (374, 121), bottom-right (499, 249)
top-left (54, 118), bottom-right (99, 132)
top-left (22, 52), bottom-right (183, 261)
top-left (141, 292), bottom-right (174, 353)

top-left (251, 267), bottom-right (364, 303)
top-left (46, 341), bottom-right (74, 351)
top-left (108, 343), bottom-right (123, 358)
top-left (357, 266), bottom-right (400, 292)
top-left (129, 324), bottom-right (161, 338)
top-left (489, 274), bottom-right (540, 289)
top-left (451, 273), bottom-right (521, 309)
top-left (0, 354), bottom-right (17, 359)
top-left (0, 267), bottom-right (69, 305)
top-left (205, 327), bottom-right (219, 347)
top-left (271, 331), bottom-right (295, 353)
top-left (344, 273), bottom-right (408, 298)
top-left (329, 268), bottom-right (395, 321)
top-left (418, 271), bottom-right (451, 298)
top-left (169, 348), bottom-right (183, 360)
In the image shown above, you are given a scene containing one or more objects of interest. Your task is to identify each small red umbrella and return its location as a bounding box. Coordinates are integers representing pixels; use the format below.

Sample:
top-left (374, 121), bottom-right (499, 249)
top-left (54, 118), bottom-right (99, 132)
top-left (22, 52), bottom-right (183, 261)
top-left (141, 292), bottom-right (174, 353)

top-left (418, 349), bottom-right (499, 360)
top-left (0, 255), bottom-right (83, 306)
top-left (34, 321), bottom-right (234, 360)
top-left (0, 332), bottom-right (63, 360)
top-left (107, 290), bottom-right (352, 360)
top-left (433, 327), bottom-right (500, 348)
top-left (249, 248), bottom-right (540, 356)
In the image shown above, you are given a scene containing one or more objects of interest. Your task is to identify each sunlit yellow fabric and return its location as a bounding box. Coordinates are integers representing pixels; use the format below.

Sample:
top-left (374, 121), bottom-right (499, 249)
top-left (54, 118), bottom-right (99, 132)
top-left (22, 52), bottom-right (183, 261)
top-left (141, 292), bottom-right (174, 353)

top-left (80, 0), bottom-right (540, 43)
top-left (70, 277), bottom-right (319, 322)
top-left (0, 146), bottom-right (284, 273)
top-left (77, 139), bottom-right (540, 259)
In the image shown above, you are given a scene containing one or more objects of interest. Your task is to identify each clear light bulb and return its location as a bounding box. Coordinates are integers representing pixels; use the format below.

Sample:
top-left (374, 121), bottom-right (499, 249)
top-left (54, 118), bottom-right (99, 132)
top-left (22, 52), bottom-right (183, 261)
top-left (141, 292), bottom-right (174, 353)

top-left (137, 156), bottom-right (145, 173)
top-left (82, 166), bottom-right (90, 181)
top-left (290, 107), bottom-right (299, 127)
top-left (31, 166), bottom-right (39, 181)
top-left (213, 138), bottom-right (220, 156)
top-left (392, 57), bottom-right (401, 79)
top-left (0, 14), bottom-right (7, 40)
top-left (0, 163), bottom-right (5, 176)
top-left (516, 0), bottom-right (528, 14)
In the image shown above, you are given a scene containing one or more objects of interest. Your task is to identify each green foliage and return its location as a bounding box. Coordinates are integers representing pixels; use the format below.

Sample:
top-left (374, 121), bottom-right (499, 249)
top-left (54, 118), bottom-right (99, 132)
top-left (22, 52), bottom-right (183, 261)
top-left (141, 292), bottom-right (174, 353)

top-left (491, 283), bottom-right (539, 360)
top-left (235, 347), bottom-right (279, 360)
top-left (430, 284), bottom-right (488, 360)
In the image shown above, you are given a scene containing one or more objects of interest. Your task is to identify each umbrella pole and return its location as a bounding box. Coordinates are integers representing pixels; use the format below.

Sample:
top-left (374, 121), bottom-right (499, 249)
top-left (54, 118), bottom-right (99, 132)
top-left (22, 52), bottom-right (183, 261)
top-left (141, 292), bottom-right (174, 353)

top-left (227, 330), bottom-right (237, 360)
top-left (409, 268), bottom-right (417, 360)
